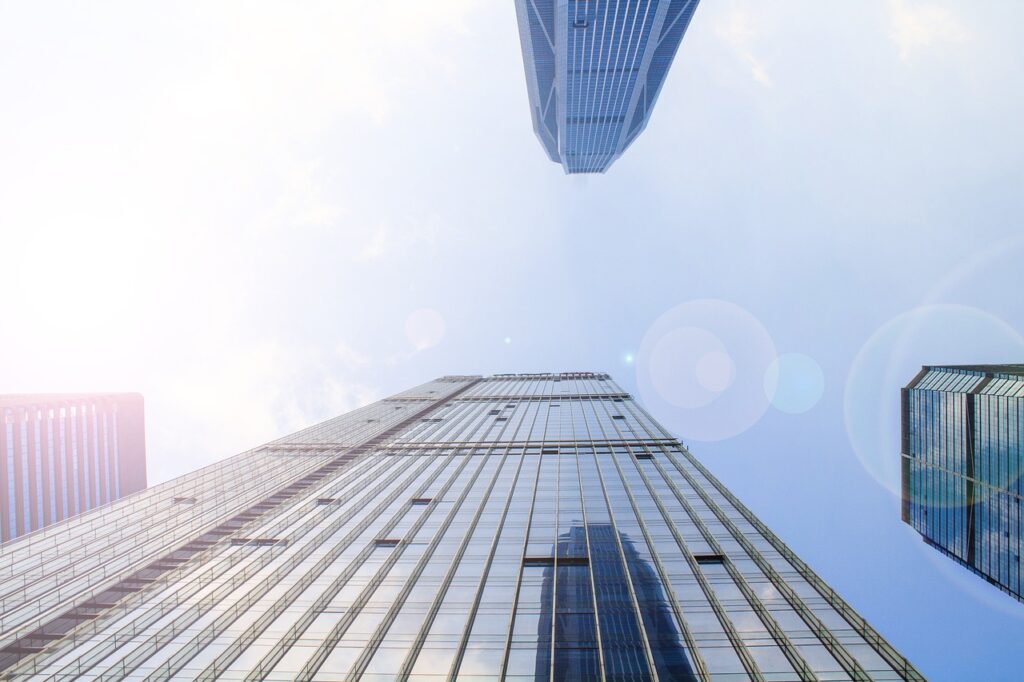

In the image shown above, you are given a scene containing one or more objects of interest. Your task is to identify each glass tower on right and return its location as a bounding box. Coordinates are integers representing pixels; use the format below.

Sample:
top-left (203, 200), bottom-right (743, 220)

top-left (902, 364), bottom-right (1024, 601)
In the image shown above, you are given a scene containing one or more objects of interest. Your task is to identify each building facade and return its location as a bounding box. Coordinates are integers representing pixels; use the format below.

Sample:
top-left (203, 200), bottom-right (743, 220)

top-left (0, 373), bottom-right (920, 680)
top-left (902, 364), bottom-right (1024, 602)
top-left (1, 393), bottom-right (146, 543)
top-left (514, 0), bottom-right (700, 173)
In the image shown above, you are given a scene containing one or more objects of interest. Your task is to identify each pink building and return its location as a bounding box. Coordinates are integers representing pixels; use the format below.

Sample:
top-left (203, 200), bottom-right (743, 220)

top-left (1, 393), bottom-right (146, 542)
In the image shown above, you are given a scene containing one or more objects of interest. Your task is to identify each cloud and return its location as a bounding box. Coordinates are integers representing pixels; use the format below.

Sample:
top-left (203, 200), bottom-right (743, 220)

top-left (0, 1), bottom-right (486, 484)
top-left (355, 213), bottom-right (448, 262)
top-left (336, 343), bottom-right (371, 368)
top-left (889, 0), bottom-right (970, 59)
top-left (357, 223), bottom-right (390, 261)
top-left (716, 8), bottom-right (773, 87)
top-left (150, 337), bottom-right (382, 482)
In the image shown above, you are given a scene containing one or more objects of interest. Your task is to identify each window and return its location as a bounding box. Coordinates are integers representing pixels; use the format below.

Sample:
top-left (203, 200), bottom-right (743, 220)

top-left (172, 496), bottom-right (197, 504)
top-left (411, 498), bottom-right (432, 505)
top-left (252, 538), bottom-right (284, 547)
top-left (231, 538), bottom-right (287, 547)
top-left (375, 538), bottom-right (401, 547)
top-left (523, 556), bottom-right (588, 567)
top-left (573, 18), bottom-right (588, 28)
top-left (316, 498), bottom-right (337, 505)
top-left (694, 553), bottom-right (726, 564)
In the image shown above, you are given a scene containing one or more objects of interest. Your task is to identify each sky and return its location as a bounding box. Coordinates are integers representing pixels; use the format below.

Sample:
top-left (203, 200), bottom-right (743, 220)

top-left (1, 1), bottom-right (1023, 679)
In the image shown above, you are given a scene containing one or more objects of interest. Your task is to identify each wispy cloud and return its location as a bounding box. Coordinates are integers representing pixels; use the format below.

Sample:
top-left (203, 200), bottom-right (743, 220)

top-left (889, 0), bottom-right (970, 59)
top-left (336, 343), bottom-right (371, 369)
top-left (357, 223), bottom-right (390, 261)
top-left (148, 337), bottom-right (381, 481)
top-left (355, 213), bottom-right (448, 262)
top-left (716, 8), bottom-right (773, 87)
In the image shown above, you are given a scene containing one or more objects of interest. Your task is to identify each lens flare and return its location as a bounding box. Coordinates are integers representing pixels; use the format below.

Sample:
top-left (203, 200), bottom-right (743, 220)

top-left (636, 299), bottom-right (776, 441)
top-left (907, 524), bottom-right (1024, 621)
top-left (843, 304), bottom-right (1024, 498)
top-left (764, 353), bottom-right (825, 414)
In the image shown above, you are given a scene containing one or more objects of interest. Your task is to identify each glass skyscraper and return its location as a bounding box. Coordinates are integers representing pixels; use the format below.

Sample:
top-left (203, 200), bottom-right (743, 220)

top-left (514, 0), bottom-right (700, 173)
top-left (0, 373), bottom-right (920, 680)
top-left (1, 393), bottom-right (147, 543)
top-left (902, 364), bottom-right (1024, 602)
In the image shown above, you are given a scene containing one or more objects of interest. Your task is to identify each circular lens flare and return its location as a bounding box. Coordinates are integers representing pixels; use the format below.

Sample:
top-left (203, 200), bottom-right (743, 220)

top-left (844, 304), bottom-right (1024, 498)
top-left (649, 327), bottom-right (731, 409)
top-left (764, 353), bottom-right (825, 414)
top-left (696, 350), bottom-right (735, 393)
top-left (907, 524), bottom-right (1024, 621)
top-left (637, 300), bottom-right (776, 441)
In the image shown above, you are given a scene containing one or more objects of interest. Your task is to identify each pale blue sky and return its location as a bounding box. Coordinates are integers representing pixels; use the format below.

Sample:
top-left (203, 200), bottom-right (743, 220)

top-left (2, 2), bottom-right (1023, 679)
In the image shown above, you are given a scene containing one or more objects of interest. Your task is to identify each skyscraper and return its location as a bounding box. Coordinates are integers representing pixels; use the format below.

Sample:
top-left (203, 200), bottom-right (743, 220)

top-left (1, 393), bottom-right (147, 543)
top-left (514, 0), bottom-right (700, 173)
top-left (0, 373), bottom-right (920, 680)
top-left (902, 364), bottom-right (1024, 602)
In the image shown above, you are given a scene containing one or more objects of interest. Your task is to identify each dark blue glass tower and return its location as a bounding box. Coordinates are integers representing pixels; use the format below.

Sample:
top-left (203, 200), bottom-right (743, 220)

top-left (902, 365), bottom-right (1024, 602)
top-left (514, 0), bottom-right (700, 173)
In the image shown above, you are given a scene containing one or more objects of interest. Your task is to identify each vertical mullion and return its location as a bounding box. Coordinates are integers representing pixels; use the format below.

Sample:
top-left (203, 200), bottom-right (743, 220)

top-left (82, 450), bottom-right (395, 679)
top-left (45, 453), bottom-right (397, 680)
top-left (395, 445), bottom-right (526, 679)
top-left (2, 409), bottom-right (12, 542)
top-left (568, 393), bottom-right (607, 682)
top-left (343, 444), bottom-right (509, 680)
top-left (646, 452), bottom-right (816, 681)
top-left (446, 379), bottom-right (547, 680)
top-left (663, 447), bottom-right (873, 681)
top-left (499, 375), bottom-right (556, 681)
top-left (616, 399), bottom-right (814, 680)
top-left (579, 397), bottom-right (664, 681)
top-left (577, 0), bottom-right (609, 171)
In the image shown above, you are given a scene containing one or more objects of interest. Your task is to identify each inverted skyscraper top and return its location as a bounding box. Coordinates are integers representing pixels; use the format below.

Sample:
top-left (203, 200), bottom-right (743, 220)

top-left (515, 0), bottom-right (700, 173)
top-left (901, 364), bottom-right (1024, 603)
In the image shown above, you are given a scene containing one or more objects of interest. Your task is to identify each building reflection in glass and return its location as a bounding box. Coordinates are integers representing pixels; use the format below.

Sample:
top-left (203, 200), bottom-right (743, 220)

top-left (524, 523), bottom-right (697, 682)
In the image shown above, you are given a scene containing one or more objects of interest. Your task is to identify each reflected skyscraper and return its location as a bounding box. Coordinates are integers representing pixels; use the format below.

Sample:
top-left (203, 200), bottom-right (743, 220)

top-left (514, 0), bottom-right (700, 173)
top-left (0, 373), bottom-right (921, 680)
top-left (532, 524), bottom-right (695, 681)
top-left (902, 364), bottom-right (1024, 602)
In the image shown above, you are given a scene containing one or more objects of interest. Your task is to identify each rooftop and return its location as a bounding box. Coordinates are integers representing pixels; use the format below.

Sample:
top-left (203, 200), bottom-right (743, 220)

top-left (929, 364), bottom-right (1024, 378)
